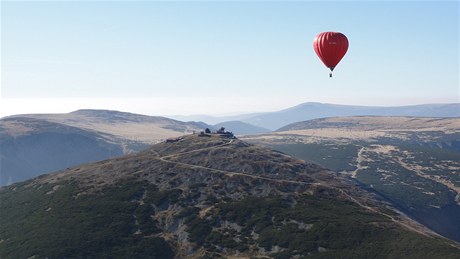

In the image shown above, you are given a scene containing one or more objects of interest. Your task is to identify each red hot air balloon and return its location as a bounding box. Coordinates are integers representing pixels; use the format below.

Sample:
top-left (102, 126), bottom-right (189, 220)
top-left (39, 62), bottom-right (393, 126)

top-left (313, 32), bottom-right (349, 77)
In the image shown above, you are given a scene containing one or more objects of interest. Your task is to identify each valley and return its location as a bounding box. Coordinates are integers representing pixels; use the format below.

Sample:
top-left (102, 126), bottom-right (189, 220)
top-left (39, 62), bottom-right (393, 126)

top-left (243, 116), bottom-right (460, 242)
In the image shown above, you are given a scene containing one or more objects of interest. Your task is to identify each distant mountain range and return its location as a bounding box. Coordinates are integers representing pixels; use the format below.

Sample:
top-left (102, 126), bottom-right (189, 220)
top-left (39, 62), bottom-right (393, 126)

top-left (0, 110), bottom-right (206, 186)
top-left (1, 102), bottom-right (459, 185)
top-left (0, 109), bottom-right (272, 186)
top-left (171, 102), bottom-right (460, 130)
top-left (2, 107), bottom-right (460, 257)
top-left (213, 120), bottom-right (271, 135)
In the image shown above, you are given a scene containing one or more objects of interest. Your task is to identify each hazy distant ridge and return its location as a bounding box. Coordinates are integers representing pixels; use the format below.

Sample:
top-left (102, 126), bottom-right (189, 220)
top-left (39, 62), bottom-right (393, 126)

top-left (0, 110), bottom-right (208, 186)
top-left (173, 103), bottom-right (460, 131)
top-left (246, 103), bottom-right (460, 130)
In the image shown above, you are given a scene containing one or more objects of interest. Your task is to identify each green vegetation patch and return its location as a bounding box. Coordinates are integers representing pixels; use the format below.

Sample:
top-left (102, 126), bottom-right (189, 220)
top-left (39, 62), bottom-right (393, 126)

top-left (271, 141), bottom-right (459, 208)
top-left (271, 143), bottom-right (360, 171)
top-left (1, 178), bottom-right (459, 258)
top-left (356, 148), bottom-right (455, 209)
top-left (0, 180), bottom-right (173, 259)
top-left (180, 195), bottom-right (459, 258)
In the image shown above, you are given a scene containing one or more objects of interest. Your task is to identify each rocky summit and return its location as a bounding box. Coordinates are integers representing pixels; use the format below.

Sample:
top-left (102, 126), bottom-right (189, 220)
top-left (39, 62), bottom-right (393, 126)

top-left (1, 134), bottom-right (459, 258)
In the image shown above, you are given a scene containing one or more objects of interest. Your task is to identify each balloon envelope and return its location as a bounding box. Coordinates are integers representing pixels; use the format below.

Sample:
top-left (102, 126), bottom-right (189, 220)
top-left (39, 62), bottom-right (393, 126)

top-left (313, 32), bottom-right (349, 71)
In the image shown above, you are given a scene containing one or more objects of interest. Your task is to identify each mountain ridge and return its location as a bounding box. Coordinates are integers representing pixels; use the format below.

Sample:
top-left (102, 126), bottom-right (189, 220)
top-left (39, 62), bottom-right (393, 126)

top-left (170, 102), bottom-right (460, 130)
top-left (7, 109), bottom-right (208, 138)
top-left (1, 134), bottom-right (459, 258)
top-left (213, 120), bottom-right (271, 135)
top-left (0, 110), bottom-right (208, 186)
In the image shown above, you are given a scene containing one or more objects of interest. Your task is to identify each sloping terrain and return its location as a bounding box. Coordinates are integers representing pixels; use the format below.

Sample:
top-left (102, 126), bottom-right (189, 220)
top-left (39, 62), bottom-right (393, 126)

top-left (0, 110), bottom-right (207, 185)
top-left (8, 109), bottom-right (207, 144)
top-left (243, 116), bottom-right (460, 242)
top-left (0, 117), bottom-right (128, 186)
top-left (1, 134), bottom-right (458, 258)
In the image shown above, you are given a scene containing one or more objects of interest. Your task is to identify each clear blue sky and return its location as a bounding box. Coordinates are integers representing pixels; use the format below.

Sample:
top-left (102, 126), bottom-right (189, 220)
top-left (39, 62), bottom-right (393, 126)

top-left (1, 0), bottom-right (459, 117)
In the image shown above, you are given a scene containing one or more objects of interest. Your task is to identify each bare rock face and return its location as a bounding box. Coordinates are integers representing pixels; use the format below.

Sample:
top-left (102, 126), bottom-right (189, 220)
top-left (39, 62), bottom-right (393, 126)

top-left (1, 134), bottom-right (459, 258)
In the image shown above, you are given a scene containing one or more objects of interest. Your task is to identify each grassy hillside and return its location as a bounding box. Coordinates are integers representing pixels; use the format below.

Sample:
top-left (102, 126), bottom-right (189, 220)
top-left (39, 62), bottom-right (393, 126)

top-left (1, 179), bottom-right (458, 258)
top-left (1, 135), bottom-right (458, 258)
top-left (244, 116), bottom-right (460, 242)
